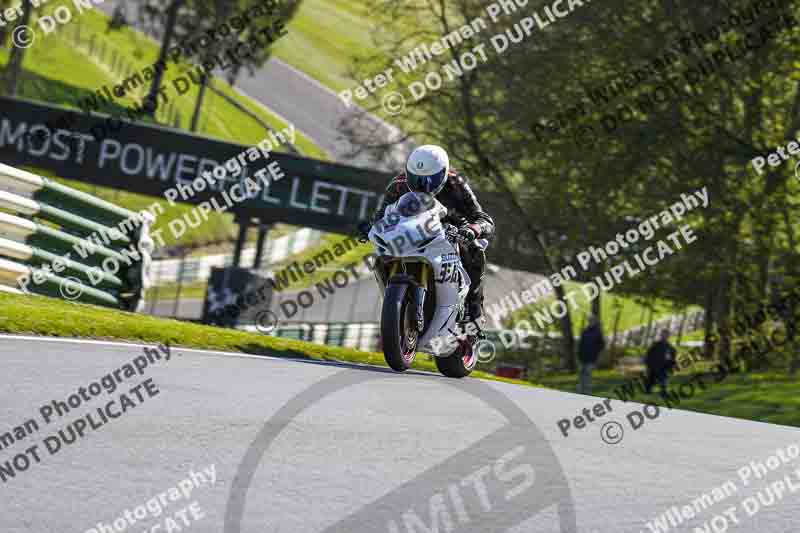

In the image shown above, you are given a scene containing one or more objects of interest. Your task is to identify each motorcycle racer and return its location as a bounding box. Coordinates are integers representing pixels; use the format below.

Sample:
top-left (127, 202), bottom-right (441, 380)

top-left (371, 145), bottom-right (494, 321)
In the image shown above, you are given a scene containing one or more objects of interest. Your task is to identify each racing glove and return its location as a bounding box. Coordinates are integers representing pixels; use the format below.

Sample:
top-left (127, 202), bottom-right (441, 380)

top-left (357, 221), bottom-right (371, 243)
top-left (457, 226), bottom-right (478, 242)
top-left (444, 224), bottom-right (460, 242)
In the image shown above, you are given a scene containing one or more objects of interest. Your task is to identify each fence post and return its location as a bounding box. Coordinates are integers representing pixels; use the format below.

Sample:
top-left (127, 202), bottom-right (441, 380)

top-left (149, 257), bottom-right (162, 314)
top-left (172, 251), bottom-right (187, 318)
top-left (677, 310), bottom-right (688, 345)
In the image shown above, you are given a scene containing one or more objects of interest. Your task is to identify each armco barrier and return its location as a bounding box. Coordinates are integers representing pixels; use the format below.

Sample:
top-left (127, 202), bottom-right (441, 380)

top-left (0, 163), bottom-right (155, 311)
top-left (239, 322), bottom-right (380, 352)
top-left (148, 228), bottom-right (322, 285)
top-left (236, 321), bottom-right (547, 357)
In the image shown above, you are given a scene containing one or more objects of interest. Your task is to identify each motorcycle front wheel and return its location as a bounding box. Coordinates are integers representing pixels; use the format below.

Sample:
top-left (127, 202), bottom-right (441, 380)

top-left (381, 282), bottom-right (418, 371)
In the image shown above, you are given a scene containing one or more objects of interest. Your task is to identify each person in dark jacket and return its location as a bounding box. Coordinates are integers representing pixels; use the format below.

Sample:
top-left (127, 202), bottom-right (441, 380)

top-left (577, 316), bottom-right (605, 394)
top-left (370, 145), bottom-right (495, 321)
top-left (644, 329), bottom-right (678, 396)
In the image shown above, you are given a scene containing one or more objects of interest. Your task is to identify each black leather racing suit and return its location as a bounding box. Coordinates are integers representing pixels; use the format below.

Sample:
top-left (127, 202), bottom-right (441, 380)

top-left (371, 169), bottom-right (495, 319)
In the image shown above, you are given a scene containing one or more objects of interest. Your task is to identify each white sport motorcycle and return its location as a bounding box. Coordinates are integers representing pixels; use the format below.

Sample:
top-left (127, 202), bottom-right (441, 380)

top-left (368, 192), bottom-right (488, 377)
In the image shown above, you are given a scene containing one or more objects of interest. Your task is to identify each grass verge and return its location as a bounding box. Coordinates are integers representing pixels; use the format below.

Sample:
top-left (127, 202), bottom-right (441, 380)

top-left (537, 370), bottom-right (800, 428)
top-left (148, 281), bottom-right (209, 300)
top-left (509, 281), bottom-right (700, 337)
top-left (0, 292), bottom-right (529, 386)
top-left (272, 0), bottom-right (378, 92)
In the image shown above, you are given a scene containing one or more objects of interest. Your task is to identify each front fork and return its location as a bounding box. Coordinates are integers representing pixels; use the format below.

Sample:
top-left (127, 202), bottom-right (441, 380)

top-left (389, 262), bottom-right (428, 333)
top-left (414, 266), bottom-right (429, 333)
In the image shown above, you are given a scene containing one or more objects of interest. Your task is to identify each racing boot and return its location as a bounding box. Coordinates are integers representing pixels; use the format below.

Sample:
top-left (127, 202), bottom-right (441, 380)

top-left (463, 245), bottom-right (486, 323)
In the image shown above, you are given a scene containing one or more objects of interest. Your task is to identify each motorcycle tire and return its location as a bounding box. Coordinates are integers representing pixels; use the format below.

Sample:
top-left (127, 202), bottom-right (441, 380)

top-left (435, 338), bottom-right (477, 378)
top-left (381, 282), bottom-right (418, 371)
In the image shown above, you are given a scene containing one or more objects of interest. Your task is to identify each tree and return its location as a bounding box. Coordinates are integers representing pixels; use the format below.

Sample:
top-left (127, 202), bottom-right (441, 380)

top-left (135, 0), bottom-right (303, 124)
top-left (0, 0), bottom-right (11, 45)
top-left (140, 0), bottom-right (185, 117)
top-left (3, 0), bottom-right (33, 96)
top-left (342, 0), bottom-right (800, 371)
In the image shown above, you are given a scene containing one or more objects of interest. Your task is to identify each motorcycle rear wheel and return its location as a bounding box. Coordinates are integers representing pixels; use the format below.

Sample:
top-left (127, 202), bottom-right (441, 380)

top-left (435, 338), bottom-right (477, 378)
top-left (381, 282), bottom-right (418, 371)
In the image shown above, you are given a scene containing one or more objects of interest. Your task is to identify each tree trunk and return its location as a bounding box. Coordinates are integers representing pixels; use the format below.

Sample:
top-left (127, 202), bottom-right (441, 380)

top-left (781, 207), bottom-right (800, 375)
top-left (703, 286), bottom-right (717, 359)
top-left (190, 71), bottom-right (209, 132)
top-left (553, 283), bottom-right (576, 372)
top-left (758, 252), bottom-right (771, 301)
top-left (718, 227), bottom-right (744, 370)
top-left (782, 207), bottom-right (798, 280)
top-left (0, 0), bottom-right (10, 45)
top-left (609, 306), bottom-right (622, 367)
top-left (591, 292), bottom-right (601, 324)
top-left (716, 271), bottom-right (734, 370)
top-left (4, 0), bottom-right (33, 96)
top-left (143, 0), bottom-right (183, 118)
top-left (677, 310), bottom-right (687, 345)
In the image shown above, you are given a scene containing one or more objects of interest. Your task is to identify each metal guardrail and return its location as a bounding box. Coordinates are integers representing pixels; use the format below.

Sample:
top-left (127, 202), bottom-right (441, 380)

top-left (239, 322), bottom-right (381, 353)
top-left (611, 310), bottom-right (705, 347)
top-left (237, 321), bottom-right (561, 357)
top-left (239, 313), bottom-right (707, 368)
top-left (148, 228), bottom-right (322, 285)
top-left (0, 163), bottom-right (155, 311)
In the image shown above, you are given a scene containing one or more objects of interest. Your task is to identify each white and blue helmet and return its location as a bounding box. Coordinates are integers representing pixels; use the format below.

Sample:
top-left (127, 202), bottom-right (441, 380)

top-left (405, 145), bottom-right (449, 196)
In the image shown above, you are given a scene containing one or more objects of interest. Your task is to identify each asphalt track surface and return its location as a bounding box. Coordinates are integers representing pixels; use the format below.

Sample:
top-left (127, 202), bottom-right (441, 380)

top-left (3, 335), bottom-right (800, 533)
top-left (235, 59), bottom-right (411, 170)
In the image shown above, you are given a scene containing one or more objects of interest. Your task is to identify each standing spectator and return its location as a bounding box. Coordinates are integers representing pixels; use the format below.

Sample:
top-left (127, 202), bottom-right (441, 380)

top-left (577, 316), bottom-right (605, 394)
top-left (644, 329), bottom-right (678, 396)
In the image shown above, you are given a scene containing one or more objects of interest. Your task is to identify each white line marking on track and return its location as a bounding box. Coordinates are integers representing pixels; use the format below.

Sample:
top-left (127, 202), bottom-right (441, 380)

top-left (0, 333), bottom-right (315, 363)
